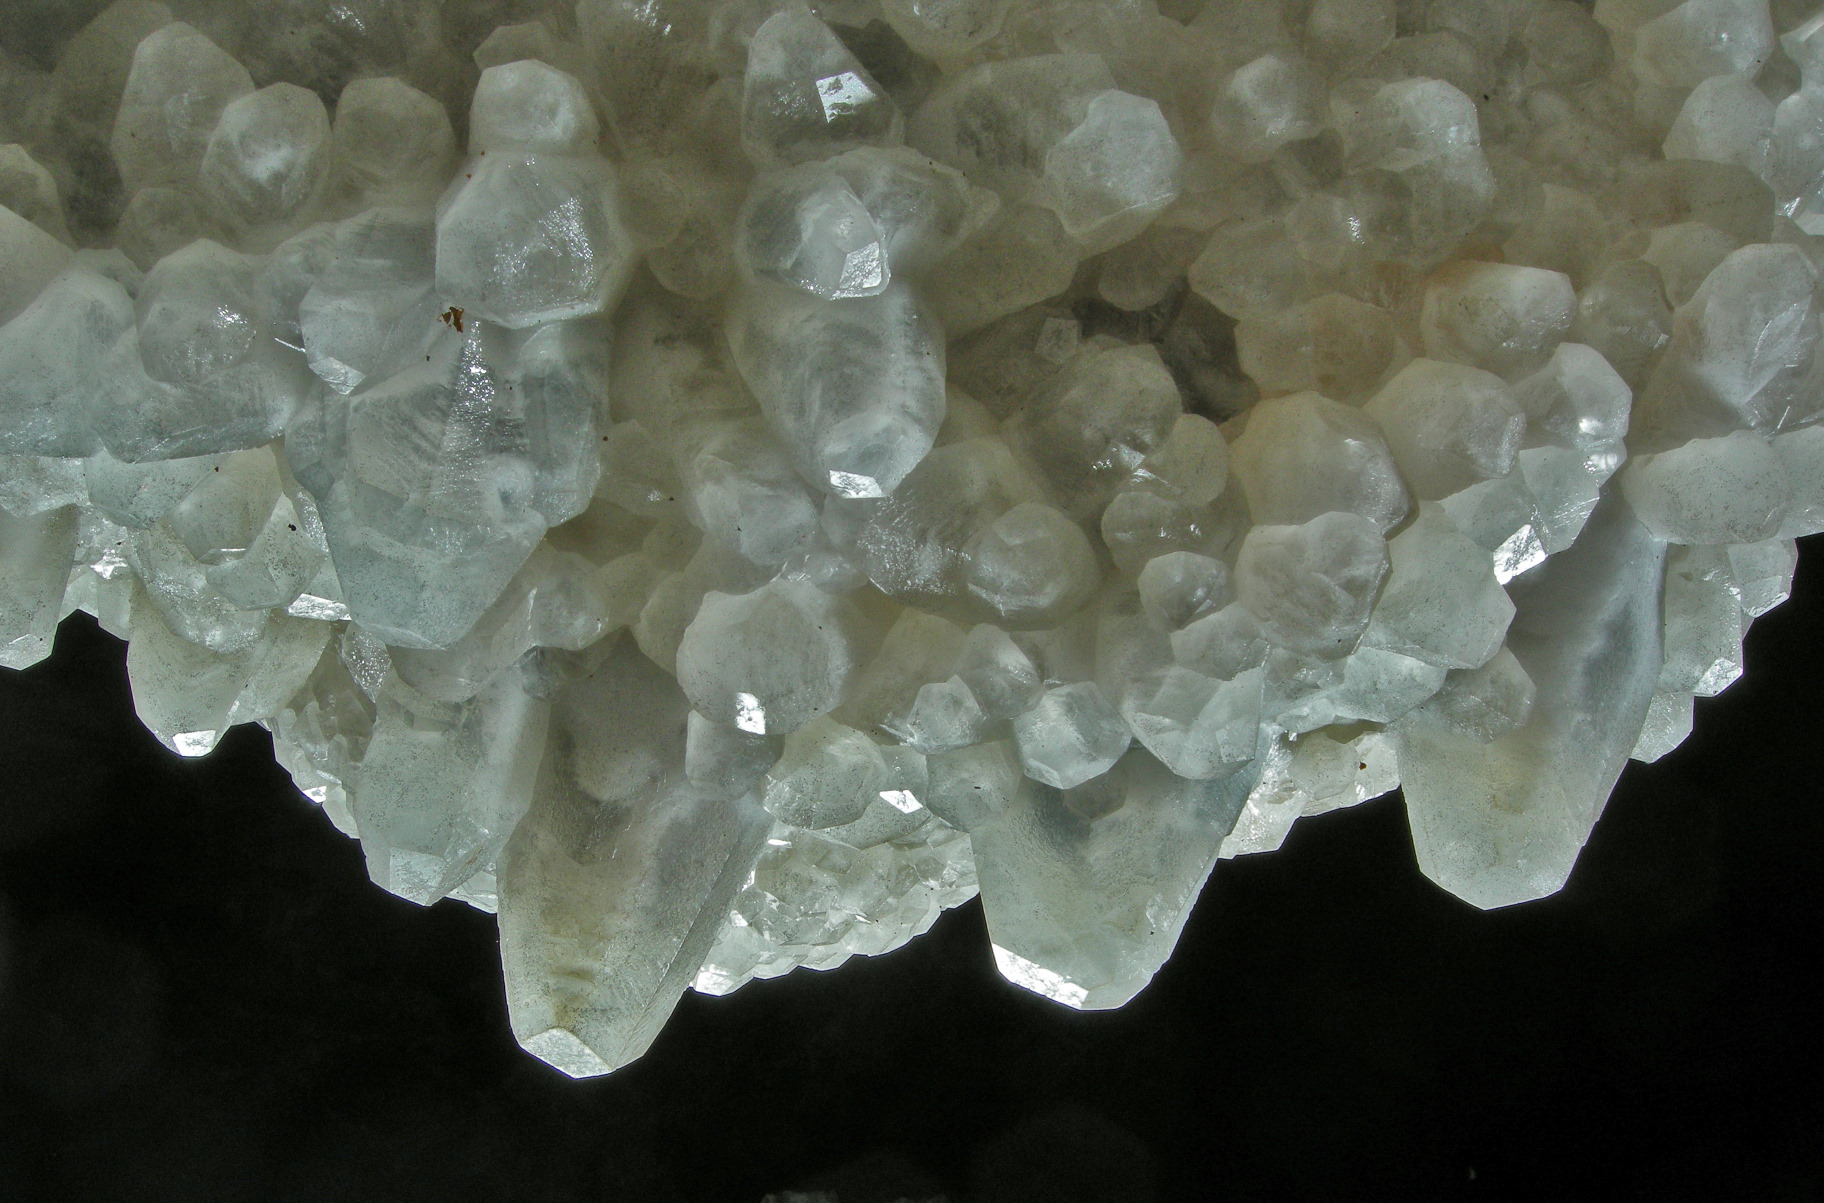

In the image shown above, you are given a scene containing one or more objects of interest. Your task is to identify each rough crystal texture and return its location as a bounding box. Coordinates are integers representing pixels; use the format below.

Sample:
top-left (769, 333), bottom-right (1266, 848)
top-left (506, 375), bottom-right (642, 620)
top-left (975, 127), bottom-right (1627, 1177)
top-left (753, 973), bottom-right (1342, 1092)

top-left (2, 0), bottom-right (1821, 1077)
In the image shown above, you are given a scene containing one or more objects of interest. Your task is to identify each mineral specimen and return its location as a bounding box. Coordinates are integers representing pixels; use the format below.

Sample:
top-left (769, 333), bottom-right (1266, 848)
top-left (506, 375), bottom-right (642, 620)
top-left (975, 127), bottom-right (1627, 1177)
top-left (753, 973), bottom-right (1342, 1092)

top-left (1, 0), bottom-right (1821, 1077)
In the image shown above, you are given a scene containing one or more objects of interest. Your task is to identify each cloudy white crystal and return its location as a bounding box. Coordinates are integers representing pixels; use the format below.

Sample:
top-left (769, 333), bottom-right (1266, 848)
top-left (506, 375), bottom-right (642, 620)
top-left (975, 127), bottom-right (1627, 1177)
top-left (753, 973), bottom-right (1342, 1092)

top-left (1, 0), bottom-right (1822, 1080)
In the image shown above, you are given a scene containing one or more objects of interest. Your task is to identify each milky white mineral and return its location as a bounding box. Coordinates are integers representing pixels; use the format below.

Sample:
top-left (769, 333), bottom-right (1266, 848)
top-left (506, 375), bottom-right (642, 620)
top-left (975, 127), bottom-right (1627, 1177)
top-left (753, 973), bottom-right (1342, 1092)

top-left (2, 0), bottom-right (1821, 1078)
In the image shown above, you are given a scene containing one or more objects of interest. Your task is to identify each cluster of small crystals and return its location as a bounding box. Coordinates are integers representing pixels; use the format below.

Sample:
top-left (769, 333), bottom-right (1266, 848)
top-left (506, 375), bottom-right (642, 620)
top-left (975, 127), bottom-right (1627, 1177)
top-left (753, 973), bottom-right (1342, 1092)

top-left (2, 0), bottom-right (1823, 1075)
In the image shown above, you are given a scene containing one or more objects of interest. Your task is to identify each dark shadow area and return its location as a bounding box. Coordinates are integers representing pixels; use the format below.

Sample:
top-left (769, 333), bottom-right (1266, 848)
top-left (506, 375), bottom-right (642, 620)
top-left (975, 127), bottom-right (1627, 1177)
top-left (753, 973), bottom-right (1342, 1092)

top-left (1, 539), bottom-right (1820, 1202)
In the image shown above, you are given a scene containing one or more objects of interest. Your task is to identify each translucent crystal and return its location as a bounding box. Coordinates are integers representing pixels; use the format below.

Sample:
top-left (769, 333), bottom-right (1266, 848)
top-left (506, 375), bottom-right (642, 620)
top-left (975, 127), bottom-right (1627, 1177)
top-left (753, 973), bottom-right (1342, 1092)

top-left (1229, 392), bottom-right (1411, 531)
top-left (1002, 344), bottom-right (1182, 520)
top-left (4, 0), bottom-right (1822, 1075)
top-left (879, 0), bottom-right (1008, 57)
top-left (0, 503), bottom-right (76, 669)
top-left (1235, 511), bottom-right (1391, 660)
top-left (0, 202), bottom-right (72, 328)
top-left (973, 748), bottom-right (1256, 1009)
top-left (1363, 504), bottom-right (1515, 670)
top-left (676, 579), bottom-right (862, 736)
top-left (1630, 0), bottom-right (1775, 90)
top-left (1620, 430), bottom-right (1791, 543)
top-left (929, 202), bottom-right (1078, 335)
top-left (1631, 688), bottom-right (1696, 763)
top-left (110, 23), bottom-right (253, 193)
top-left (1727, 536), bottom-right (1797, 616)
top-left (1512, 342), bottom-right (1634, 455)
top-left (742, 9), bottom-right (901, 167)
top-left (326, 77), bottom-right (457, 212)
top-left (1419, 261), bottom-right (1577, 382)
top-left (1013, 680), bottom-right (1132, 789)
top-left (354, 666), bottom-right (548, 906)
top-left (1208, 52), bottom-right (1327, 163)
top-left (1415, 646), bottom-right (1537, 744)
top-left (826, 146), bottom-right (983, 274)
top-left (735, 163), bottom-right (892, 299)
top-left (954, 622), bottom-right (1043, 719)
top-left (727, 281), bottom-right (945, 498)
top-left (1335, 77), bottom-right (1495, 263)
top-left (0, 266), bottom-right (121, 458)
top-left (436, 152), bottom-right (635, 331)
top-left (1658, 543), bottom-right (1743, 697)
top-left (1137, 551), bottom-right (1231, 632)
top-left (198, 83), bottom-right (332, 248)
top-left (1120, 665), bottom-right (1263, 782)
top-left (1364, 360), bottom-right (1527, 501)
top-left (762, 716), bottom-right (891, 829)
top-left (115, 241), bottom-right (309, 460)
top-left (125, 603), bottom-right (329, 757)
top-left (1172, 602), bottom-right (1272, 681)
top-left (679, 418), bottom-right (820, 565)
top-left (685, 709), bottom-right (781, 800)
top-left (910, 53), bottom-right (1181, 252)
top-left (499, 638), bottom-right (771, 1077)
top-left (1396, 498), bottom-right (1665, 909)
top-left (469, 61), bottom-right (600, 156)
top-left (961, 501), bottom-right (1099, 626)
top-left (1664, 73), bottom-right (1775, 175)
top-left (299, 209), bottom-right (439, 396)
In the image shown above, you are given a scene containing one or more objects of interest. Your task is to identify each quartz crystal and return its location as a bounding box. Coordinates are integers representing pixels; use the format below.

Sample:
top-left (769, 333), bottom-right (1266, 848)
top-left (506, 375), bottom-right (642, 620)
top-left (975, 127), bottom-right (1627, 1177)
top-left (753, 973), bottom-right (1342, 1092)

top-left (3, 0), bottom-right (1822, 1077)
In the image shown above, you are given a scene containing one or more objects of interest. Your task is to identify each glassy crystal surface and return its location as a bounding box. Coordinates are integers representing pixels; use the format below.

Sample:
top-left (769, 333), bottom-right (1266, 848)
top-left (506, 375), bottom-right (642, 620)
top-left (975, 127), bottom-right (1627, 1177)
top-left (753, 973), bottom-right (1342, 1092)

top-left (3, 0), bottom-right (1822, 1078)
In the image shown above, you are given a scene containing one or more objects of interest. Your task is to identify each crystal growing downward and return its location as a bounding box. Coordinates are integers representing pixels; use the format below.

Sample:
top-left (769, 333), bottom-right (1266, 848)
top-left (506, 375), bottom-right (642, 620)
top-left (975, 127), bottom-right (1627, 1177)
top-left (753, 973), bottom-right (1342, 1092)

top-left (2, 0), bottom-right (1822, 1076)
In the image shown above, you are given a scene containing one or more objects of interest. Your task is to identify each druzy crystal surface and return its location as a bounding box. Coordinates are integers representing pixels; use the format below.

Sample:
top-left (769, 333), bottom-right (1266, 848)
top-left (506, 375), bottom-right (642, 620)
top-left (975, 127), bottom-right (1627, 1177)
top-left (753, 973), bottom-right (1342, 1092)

top-left (2, 0), bottom-right (1822, 1075)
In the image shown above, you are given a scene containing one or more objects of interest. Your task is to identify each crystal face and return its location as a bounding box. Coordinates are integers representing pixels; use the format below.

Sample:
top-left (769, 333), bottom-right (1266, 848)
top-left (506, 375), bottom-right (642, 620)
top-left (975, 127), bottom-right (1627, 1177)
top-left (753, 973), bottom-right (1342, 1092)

top-left (2, 0), bottom-right (1822, 1078)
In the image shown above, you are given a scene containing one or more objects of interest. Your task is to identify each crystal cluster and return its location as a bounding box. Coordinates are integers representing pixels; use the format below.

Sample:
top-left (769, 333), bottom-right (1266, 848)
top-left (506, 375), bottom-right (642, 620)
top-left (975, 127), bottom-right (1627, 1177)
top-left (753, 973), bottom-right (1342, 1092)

top-left (2, 0), bottom-right (1821, 1075)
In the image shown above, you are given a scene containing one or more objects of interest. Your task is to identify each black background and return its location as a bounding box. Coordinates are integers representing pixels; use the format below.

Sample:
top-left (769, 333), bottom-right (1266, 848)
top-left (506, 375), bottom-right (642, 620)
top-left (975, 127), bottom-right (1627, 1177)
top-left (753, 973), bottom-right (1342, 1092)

top-left (1, 541), bottom-right (1820, 1203)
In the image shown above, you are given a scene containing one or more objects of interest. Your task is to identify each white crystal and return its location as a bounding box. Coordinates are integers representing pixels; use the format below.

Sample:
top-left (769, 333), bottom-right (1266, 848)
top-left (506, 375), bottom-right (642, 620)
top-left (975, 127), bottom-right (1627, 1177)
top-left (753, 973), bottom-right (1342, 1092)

top-left (327, 77), bottom-right (457, 212)
top-left (742, 9), bottom-right (901, 167)
top-left (961, 501), bottom-right (1099, 626)
top-left (676, 579), bottom-right (862, 736)
top-left (762, 716), bottom-right (890, 830)
top-left (1664, 73), bottom-right (1775, 176)
top-left (973, 749), bottom-right (1257, 1009)
top-left (1659, 543), bottom-right (1744, 697)
top-left (1137, 551), bottom-right (1231, 632)
top-left (498, 638), bottom-right (770, 1077)
top-left (1620, 430), bottom-right (1791, 544)
top-left (3, 0), bottom-right (1821, 1075)
top-left (0, 503), bottom-right (76, 669)
top-left (1631, 0), bottom-right (1774, 90)
top-left (436, 153), bottom-right (634, 330)
top-left (1364, 505), bottom-right (1515, 671)
top-left (299, 209), bottom-right (439, 395)
top-left (1013, 680), bottom-right (1132, 790)
top-left (735, 163), bottom-right (892, 300)
top-left (910, 53), bottom-right (1180, 253)
top-left (0, 202), bottom-right (72, 328)
top-left (198, 83), bottom-right (332, 248)
top-left (1396, 499), bottom-right (1664, 909)
top-left (470, 61), bottom-right (600, 156)
top-left (727, 280), bottom-right (945, 498)
top-left (1208, 52), bottom-right (1327, 163)
top-left (1420, 261), bottom-right (1577, 382)
top-left (111, 23), bottom-right (254, 193)
top-left (1364, 359), bottom-right (1527, 501)
top-left (1229, 392), bottom-right (1411, 531)
top-left (1235, 512), bottom-right (1391, 660)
